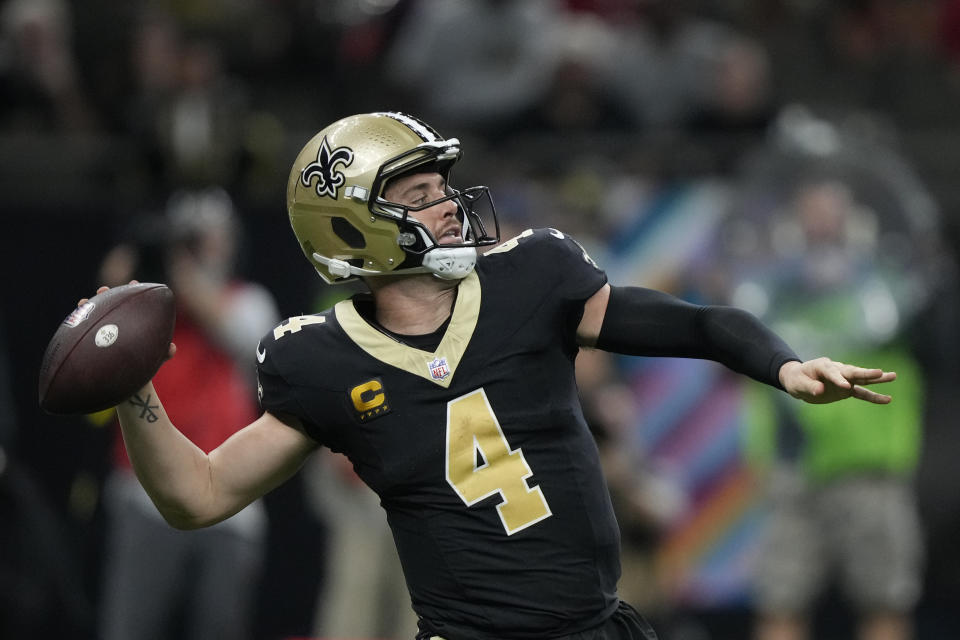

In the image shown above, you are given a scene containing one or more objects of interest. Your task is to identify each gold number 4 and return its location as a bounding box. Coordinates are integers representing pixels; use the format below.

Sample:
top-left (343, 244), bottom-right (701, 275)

top-left (445, 389), bottom-right (552, 535)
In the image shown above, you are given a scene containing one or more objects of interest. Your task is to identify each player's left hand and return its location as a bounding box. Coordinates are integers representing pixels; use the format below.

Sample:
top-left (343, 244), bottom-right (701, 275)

top-left (778, 357), bottom-right (897, 405)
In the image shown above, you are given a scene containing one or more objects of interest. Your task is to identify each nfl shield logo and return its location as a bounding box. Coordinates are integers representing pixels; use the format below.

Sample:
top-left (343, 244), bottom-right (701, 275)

top-left (428, 357), bottom-right (451, 381)
top-left (64, 301), bottom-right (95, 327)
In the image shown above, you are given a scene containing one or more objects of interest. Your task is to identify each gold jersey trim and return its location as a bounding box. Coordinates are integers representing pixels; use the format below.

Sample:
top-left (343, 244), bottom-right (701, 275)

top-left (334, 271), bottom-right (480, 388)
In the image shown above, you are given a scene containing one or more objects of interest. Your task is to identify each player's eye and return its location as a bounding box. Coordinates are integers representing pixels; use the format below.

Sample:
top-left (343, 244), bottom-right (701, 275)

top-left (412, 189), bottom-right (437, 205)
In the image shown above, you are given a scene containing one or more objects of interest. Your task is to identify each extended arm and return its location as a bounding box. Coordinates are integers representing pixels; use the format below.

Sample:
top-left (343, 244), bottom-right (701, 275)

top-left (582, 284), bottom-right (798, 387)
top-left (116, 378), bottom-right (317, 530)
top-left (577, 284), bottom-right (895, 403)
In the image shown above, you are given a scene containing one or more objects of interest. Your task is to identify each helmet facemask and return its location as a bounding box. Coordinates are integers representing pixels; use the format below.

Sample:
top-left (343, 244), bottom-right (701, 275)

top-left (366, 142), bottom-right (499, 280)
top-left (379, 183), bottom-right (499, 280)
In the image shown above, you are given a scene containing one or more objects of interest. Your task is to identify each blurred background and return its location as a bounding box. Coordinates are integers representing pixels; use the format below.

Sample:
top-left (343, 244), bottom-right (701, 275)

top-left (3, 0), bottom-right (960, 639)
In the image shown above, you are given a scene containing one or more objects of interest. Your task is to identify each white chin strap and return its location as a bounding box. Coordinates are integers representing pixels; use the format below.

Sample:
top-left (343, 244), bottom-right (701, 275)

top-left (312, 253), bottom-right (382, 279)
top-left (313, 246), bottom-right (477, 281)
top-left (421, 246), bottom-right (477, 280)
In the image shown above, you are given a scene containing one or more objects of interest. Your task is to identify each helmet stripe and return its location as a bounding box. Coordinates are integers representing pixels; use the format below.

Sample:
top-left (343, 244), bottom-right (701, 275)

top-left (378, 112), bottom-right (441, 143)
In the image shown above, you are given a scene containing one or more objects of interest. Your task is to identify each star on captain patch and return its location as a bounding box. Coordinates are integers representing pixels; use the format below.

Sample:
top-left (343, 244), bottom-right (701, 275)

top-left (428, 357), bottom-right (451, 381)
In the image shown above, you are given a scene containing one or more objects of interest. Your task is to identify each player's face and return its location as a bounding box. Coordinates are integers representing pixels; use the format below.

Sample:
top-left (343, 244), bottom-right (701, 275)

top-left (383, 172), bottom-right (462, 245)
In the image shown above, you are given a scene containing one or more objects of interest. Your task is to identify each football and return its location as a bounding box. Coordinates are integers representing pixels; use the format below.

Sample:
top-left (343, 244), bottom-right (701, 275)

top-left (39, 282), bottom-right (176, 415)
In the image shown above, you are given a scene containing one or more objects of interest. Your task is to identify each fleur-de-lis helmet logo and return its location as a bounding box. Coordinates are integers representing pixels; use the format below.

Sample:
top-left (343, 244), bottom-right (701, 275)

top-left (300, 136), bottom-right (355, 199)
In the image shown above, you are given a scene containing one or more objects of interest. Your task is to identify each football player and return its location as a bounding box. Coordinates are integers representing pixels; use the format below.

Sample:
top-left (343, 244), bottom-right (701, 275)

top-left (101, 112), bottom-right (896, 640)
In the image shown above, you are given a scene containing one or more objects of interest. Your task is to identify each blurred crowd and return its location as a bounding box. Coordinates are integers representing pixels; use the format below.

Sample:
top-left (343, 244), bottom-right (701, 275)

top-left (3, 0), bottom-right (960, 639)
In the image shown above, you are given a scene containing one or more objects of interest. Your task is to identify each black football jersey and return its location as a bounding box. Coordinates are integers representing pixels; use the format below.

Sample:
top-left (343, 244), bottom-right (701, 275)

top-left (257, 228), bottom-right (620, 639)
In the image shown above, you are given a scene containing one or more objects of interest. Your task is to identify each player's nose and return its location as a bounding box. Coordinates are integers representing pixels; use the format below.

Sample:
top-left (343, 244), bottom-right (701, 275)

top-left (435, 195), bottom-right (458, 218)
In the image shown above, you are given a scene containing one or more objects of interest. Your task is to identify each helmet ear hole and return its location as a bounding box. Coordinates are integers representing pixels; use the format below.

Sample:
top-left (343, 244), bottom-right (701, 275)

top-left (331, 217), bottom-right (366, 249)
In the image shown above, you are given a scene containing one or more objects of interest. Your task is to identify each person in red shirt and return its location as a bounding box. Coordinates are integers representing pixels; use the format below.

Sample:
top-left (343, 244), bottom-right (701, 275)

top-left (97, 188), bottom-right (278, 640)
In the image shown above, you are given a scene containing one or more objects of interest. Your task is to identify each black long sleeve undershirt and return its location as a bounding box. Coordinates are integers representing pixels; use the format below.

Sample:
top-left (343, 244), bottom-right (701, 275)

top-left (595, 285), bottom-right (801, 390)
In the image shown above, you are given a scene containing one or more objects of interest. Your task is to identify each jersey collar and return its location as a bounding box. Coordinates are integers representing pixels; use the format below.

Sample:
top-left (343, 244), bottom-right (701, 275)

top-left (334, 270), bottom-right (480, 388)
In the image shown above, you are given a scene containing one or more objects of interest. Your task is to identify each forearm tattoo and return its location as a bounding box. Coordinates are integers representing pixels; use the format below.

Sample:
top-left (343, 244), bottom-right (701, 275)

top-left (129, 393), bottom-right (160, 423)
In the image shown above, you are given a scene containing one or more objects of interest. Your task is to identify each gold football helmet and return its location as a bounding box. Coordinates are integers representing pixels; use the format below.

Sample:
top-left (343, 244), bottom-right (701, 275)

top-left (287, 112), bottom-right (499, 284)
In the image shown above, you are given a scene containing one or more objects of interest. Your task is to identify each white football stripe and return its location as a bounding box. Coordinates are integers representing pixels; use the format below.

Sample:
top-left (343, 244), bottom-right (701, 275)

top-left (378, 111), bottom-right (438, 142)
